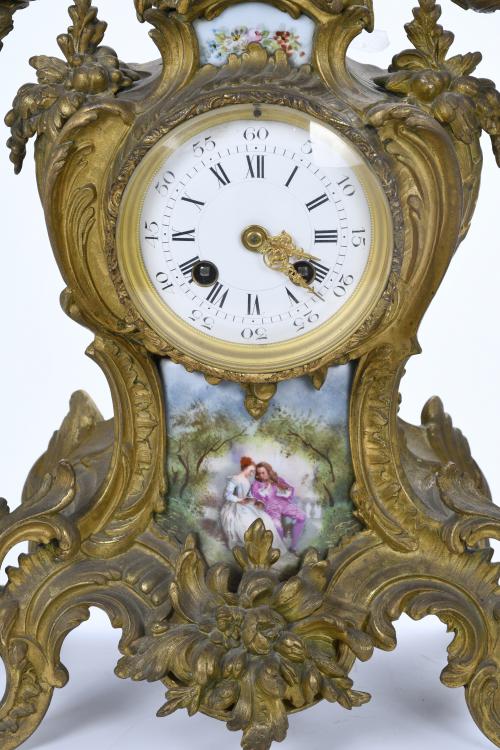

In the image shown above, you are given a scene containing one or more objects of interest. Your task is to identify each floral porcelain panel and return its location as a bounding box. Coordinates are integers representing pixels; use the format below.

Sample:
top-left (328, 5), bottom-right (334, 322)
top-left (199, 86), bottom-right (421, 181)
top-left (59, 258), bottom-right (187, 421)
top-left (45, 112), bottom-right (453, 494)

top-left (194, 3), bottom-right (389, 67)
top-left (194, 3), bottom-right (315, 66)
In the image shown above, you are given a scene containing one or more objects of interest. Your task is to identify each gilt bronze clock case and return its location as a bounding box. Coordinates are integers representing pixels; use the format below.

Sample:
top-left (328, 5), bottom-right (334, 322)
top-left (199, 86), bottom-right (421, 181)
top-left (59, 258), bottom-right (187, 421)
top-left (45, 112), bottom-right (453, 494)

top-left (1, 1), bottom-right (500, 749)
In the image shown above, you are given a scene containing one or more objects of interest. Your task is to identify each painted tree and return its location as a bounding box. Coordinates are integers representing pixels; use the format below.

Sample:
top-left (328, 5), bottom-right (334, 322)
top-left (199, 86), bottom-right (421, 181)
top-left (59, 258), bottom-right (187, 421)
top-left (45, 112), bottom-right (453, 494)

top-left (258, 405), bottom-right (353, 507)
top-left (167, 398), bottom-right (248, 500)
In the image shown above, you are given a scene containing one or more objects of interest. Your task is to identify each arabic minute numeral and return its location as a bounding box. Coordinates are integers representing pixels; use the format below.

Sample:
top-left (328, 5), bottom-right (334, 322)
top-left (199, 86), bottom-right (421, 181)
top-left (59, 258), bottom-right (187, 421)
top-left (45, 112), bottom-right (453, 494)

top-left (241, 327), bottom-right (268, 341)
top-left (192, 136), bottom-right (216, 157)
top-left (144, 220), bottom-right (159, 245)
top-left (243, 126), bottom-right (269, 141)
top-left (301, 139), bottom-right (313, 155)
top-left (155, 271), bottom-right (173, 291)
top-left (337, 176), bottom-right (356, 197)
top-left (294, 311), bottom-right (320, 333)
top-left (189, 309), bottom-right (215, 331)
top-left (154, 170), bottom-right (175, 196)
top-left (334, 274), bottom-right (355, 298)
top-left (352, 229), bottom-right (367, 247)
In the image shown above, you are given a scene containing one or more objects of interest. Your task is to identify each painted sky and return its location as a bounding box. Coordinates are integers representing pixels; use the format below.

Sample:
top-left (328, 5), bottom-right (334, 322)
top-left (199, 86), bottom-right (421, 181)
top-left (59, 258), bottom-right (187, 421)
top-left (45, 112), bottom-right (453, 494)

top-left (159, 359), bottom-right (354, 427)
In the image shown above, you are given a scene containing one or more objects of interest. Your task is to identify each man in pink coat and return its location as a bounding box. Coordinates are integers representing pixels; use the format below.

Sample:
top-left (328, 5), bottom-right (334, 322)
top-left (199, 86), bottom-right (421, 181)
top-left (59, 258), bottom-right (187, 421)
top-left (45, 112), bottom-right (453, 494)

top-left (251, 462), bottom-right (306, 553)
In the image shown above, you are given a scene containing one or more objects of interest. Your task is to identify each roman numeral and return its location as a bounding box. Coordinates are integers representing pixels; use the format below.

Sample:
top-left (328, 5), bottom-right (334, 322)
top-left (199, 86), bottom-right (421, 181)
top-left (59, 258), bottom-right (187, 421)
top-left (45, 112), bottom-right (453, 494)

top-left (306, 193), bottom-right (329, 212)
top-left (181, 195), bottom-right (205, 211)
top-left (247, 294), bottom-right (261, 315)
top-left (286, 287), bottom-right (300, 305)
top-left (246, 155), bottom-right (265, 179)
top-left (285, 165), bottom-right (299, 188)
top-left (210, 162), bottom-right (231, 187)
top-left (206, 282), bottom-right (229, 308)
top-left (172, 228), bottom-right (196, 242)
top-left (311, 259), bottom-right (330, 283)
top-left (179, 256), bottom-right (200, 281)
top-left (315, 230), bottom-right (339, 244)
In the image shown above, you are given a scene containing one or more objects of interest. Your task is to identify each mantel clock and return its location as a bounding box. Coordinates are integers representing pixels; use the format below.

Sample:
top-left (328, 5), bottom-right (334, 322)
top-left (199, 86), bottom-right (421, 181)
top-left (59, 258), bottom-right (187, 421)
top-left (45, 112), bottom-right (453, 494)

top-left (0, 1), bottom-right (499, 749)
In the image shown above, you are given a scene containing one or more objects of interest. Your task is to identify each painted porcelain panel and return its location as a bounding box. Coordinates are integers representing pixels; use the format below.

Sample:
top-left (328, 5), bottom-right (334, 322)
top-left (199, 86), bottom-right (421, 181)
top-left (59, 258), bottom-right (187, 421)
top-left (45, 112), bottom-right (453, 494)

top-left (194, 3), bottom-right (389, 67)
top-left (194, 4), bottom-right (315, 66)
top-left (158, 360), bottom-right (360, 571)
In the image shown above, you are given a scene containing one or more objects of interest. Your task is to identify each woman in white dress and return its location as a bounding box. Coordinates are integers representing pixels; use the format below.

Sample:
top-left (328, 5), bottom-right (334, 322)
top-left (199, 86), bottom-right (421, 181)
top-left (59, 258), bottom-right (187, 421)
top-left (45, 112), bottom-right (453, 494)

top-left (220, 456), bottom-right (288, 554)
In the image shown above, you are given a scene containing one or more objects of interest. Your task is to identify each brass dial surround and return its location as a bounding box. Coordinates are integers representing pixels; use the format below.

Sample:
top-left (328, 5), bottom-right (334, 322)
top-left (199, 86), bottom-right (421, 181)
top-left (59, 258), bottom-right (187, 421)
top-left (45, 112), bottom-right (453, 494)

top-left (116, 104), bottom-right (395, 378)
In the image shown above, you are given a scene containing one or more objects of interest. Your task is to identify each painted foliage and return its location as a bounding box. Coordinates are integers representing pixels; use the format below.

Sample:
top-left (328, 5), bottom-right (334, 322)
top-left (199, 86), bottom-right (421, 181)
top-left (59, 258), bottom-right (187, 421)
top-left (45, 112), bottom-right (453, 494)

top-left (158, 360), bottom-right (361, 569)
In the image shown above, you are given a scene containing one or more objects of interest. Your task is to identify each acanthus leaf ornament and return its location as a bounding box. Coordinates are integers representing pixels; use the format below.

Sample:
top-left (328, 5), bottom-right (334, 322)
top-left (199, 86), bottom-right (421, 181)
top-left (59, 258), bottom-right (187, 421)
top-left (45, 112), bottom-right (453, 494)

top-left (116, 520), bottom-right (373, 750)
top-left (4, 0), bottom-right (142, 173)
top-left (135, 0), bottom-right (190, 18)
top-left (375, 0), bottom-right (500, 166)
top-left (0, 1), bottom-right (34, 51)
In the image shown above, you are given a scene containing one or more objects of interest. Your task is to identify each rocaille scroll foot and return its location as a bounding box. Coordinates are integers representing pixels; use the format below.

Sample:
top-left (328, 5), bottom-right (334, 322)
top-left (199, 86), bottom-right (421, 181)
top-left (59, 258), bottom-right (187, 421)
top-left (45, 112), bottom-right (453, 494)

top-left (1, 523), bottom-right (499, 750)
top-left (0, 390), bottom-right (498, 750)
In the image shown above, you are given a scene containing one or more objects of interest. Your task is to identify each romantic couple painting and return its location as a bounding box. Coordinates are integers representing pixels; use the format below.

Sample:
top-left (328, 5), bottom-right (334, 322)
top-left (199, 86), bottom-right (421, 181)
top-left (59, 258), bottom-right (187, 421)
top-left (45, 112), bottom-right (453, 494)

top-left (221, 457), bottom-right (306, 555)
top-left (159, 359), bottom-right (360, 570)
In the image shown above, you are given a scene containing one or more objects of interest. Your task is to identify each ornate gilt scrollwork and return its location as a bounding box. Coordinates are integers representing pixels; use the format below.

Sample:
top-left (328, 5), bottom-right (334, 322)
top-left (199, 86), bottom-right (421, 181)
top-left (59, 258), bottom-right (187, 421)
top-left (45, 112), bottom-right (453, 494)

top-left (4, 0), bottom-right (142, 173)
top-left (1, 1), bottom-right (499, 749)
top-left (117, 521), bottom-right (373, 750)
top-left (376, 0), bottom-right (500, 166)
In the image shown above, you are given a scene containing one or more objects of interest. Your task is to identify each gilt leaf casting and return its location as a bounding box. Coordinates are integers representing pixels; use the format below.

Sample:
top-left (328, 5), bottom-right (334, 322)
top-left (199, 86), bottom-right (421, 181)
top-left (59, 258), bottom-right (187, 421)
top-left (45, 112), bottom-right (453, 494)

top-left (116, 520), bottom-right (373, 750)
top-left (4, 0), bottom-right (141, 173)
top-left (375, 0), bottom-right (500, 165)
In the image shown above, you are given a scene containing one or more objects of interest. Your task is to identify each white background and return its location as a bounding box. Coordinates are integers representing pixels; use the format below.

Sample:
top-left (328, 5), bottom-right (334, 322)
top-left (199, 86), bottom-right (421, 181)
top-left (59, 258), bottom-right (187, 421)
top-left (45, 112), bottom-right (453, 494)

top-left (0, 2), bottom-right (498, 749)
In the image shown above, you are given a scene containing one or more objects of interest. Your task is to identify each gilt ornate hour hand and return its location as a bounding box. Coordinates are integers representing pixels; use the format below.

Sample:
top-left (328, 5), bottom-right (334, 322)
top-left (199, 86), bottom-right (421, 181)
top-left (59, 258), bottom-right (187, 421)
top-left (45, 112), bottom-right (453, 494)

top-left (241, 225), bottom-right (323, 299)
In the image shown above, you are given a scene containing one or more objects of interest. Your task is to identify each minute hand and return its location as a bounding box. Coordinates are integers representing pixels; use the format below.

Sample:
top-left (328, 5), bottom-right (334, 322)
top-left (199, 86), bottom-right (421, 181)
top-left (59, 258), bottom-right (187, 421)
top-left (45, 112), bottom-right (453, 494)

top-left (285, 263), bottom-right (324, 300)
top-left (260, 247), bottom-right (323, 301)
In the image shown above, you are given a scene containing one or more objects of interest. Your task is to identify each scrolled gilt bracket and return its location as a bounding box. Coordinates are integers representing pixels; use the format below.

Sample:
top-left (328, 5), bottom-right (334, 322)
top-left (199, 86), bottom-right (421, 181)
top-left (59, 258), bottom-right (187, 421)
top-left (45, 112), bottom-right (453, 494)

top-left (0, 461), bottom-right (79, 566)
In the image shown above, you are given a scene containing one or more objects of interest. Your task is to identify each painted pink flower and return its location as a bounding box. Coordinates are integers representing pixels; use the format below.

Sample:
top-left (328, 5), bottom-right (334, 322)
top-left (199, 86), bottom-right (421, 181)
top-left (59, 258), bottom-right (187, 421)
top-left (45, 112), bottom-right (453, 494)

top-left (247, 29), bottom-right (264, 43)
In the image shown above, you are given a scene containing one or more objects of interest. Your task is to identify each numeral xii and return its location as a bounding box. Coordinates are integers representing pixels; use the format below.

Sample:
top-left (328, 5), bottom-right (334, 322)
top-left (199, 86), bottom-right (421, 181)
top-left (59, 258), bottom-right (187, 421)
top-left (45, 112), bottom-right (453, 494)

top-left (246, 155), bottom-right (265, 179)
